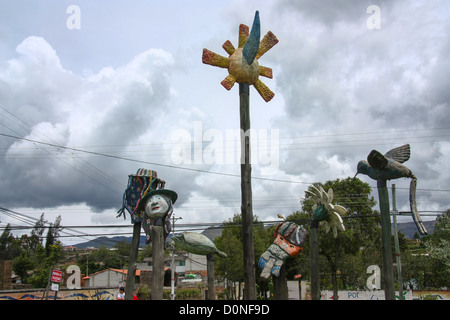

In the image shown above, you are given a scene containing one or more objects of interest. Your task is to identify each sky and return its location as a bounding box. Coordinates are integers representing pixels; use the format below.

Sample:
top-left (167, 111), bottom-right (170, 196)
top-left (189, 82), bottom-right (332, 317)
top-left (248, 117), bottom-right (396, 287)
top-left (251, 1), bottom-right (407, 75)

top-left (1, 0), bottom-right (449, 246)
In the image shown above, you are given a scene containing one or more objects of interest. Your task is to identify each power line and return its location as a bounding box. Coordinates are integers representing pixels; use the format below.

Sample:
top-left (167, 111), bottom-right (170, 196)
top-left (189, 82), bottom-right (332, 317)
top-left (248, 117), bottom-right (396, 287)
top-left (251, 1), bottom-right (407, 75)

top-left (0, 132), bottom-right (312, 185)
top-left (3, 211), bottom-right (444, 233)
top-left (2, 132), bottom-right (450, 193)
top-left (0, 105), bottom-right (124, 195)
top-left (0, 207), bottom-right (120, 247)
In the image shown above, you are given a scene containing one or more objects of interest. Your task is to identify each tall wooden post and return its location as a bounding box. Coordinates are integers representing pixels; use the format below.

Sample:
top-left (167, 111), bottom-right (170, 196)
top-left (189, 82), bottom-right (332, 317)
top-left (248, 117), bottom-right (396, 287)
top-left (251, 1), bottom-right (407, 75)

top-left (151, 224), bottom-right (165, 300)
top-left (309, 219), bottom-right (320, 300)
top-left (377, 180), bottom-right (395, 300)
top-left (206, 253), bottom-right (216, 300)
top-left (392, 184), bottom-right (404, 300)
top-left (125, 222), bottom-right (141, 300)
top-left (202, 11), bottom-right (278, 301)
top-left (239, 83), bottom-right (257, 300)
top-left (273, 266), bottom-right (288, 300)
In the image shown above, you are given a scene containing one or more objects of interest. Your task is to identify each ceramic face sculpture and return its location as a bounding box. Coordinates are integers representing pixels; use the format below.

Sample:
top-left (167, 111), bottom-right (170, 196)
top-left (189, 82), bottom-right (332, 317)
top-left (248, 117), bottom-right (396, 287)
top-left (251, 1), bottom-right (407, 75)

top-left (145, 194), bottom-right (169, 219)
top-left (141, 193), bottom-right (175, 245)
top-left (258, 221), bottom-right (308, 279)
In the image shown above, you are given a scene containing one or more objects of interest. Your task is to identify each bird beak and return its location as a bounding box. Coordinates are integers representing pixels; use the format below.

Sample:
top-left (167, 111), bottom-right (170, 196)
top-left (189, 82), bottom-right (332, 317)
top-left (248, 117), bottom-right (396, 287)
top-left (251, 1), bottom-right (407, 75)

top-left (353, 173), bottom-right (358, 179)
top-left (242, 10), bottom-right (260, 65)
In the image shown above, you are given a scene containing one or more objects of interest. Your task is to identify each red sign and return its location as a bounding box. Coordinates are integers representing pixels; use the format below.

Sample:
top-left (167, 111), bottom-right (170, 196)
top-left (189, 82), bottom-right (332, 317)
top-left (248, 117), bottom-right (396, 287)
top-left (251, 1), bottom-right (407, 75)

top-left (51, 270), bottom-right (63, 283)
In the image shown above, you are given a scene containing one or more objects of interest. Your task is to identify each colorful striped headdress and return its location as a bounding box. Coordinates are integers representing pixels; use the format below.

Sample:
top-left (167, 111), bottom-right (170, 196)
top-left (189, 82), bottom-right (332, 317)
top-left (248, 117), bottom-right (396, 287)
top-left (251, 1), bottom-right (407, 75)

top-left (117, 168), bottom-right (166, 224)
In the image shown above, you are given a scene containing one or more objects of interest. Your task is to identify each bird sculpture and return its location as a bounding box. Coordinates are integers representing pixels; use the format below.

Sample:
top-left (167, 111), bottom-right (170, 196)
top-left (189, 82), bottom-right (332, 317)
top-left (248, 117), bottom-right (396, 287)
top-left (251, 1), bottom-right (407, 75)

top-left (172, 232), bottom-right (227, 258)
top-left (355, 144), bottom-right (415, 181)
top-left (202, 11), bottom-right (278, 102)
top-left (355, 144), bottom-right (427, 235)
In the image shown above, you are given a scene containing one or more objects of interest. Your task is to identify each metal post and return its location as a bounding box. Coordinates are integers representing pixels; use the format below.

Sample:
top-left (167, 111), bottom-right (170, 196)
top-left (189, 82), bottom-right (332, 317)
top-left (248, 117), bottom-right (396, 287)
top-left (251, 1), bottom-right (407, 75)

top-left (239, 82), bottom-right (256, 300)
top-left (392, 184), bottom-right (404, 300)
top-left (377, 180), bottom-right (395, 300)
top-left (125, 222), bottom-right (141, 300)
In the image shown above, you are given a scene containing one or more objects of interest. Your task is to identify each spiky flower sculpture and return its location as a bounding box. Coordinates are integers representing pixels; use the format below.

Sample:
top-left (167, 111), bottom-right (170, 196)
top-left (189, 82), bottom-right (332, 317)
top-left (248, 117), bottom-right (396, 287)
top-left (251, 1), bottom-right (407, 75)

top-left (202, 11), bottom-right (278, 102)
top-left (306, 185), bottom-right (347, 238)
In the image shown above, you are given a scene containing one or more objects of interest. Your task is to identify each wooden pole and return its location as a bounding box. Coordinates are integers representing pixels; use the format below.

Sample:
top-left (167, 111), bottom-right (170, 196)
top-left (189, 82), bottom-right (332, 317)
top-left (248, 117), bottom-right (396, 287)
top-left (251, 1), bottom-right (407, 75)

top-left (392, 184), bottom-right (404, 300)
top-left (273, 266), bottom-right (288, 300)
top-left (125, 222), bottom-right (141, 300)
top-left (309, 220), bottom-right (320, 300)
top-left (151, 224), bottom-right (165, 300)
top-left (206, 253), bottom-right (215, 300)
top-left (377, 180), bottom-right (395, 300)
top-left (239, 82), bottom-right (257, 300)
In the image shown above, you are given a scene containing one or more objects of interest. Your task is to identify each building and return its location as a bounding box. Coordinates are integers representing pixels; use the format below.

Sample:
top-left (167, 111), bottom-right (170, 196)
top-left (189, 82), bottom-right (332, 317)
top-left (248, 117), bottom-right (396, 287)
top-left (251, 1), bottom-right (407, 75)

top-left (83, 268), bottom-right (138, 288)
top-left (138, 252), bottom-right (207, 277)
top-left (83, 251), bottom-right (209, 289)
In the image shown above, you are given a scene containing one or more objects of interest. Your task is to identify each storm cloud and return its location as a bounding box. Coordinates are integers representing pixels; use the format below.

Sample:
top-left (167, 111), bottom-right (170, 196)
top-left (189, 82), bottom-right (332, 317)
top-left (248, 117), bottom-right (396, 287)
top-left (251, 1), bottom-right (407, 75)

top-left (0, 1), bottom-right (449, 239)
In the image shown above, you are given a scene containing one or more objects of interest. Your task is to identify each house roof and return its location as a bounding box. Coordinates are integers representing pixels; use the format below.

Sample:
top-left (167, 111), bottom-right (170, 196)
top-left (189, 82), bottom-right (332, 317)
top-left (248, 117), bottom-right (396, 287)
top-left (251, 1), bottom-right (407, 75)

top-left (83, 267), bottom-right (170, 279)
top-left (82, 268), bottom-right (141, 279)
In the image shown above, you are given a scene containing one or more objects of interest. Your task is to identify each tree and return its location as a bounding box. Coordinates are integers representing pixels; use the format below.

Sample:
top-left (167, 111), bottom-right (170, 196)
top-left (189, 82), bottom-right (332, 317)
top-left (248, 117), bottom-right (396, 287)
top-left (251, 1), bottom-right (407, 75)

top-left (214, 213), bottom-right (271, 299)
top-left (0, 224), bottom-right (16, 260)
top-left (45, 215), bottom-right (62, 256)
top-left (302, 177), bottom-right (379, 298)
top-left (12, 251), bottom-right (34, 283)
top-left (422, 209), bottom-right (450, 288)
top-left (25, 215), bottom-right (64, 288)
top-left (31, 213), bottom-right (46, 246)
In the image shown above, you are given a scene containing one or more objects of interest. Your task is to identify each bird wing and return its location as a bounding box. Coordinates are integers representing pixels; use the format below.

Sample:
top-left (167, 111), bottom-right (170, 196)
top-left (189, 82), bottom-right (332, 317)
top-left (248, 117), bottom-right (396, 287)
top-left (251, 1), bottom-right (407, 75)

top-left (367, 149), bottom-right (388, 169)
top-left (384, 144), bottom-right (411, 163)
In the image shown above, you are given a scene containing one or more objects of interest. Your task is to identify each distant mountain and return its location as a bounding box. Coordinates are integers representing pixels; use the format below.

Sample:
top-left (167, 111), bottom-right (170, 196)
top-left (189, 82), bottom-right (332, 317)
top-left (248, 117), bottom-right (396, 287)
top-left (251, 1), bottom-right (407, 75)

top-left (68, 221), bottom-right (434, 249)
top-left (71, 235), bottom-right (146, 249)
top-left (395, 220), bottom-right (435, 239)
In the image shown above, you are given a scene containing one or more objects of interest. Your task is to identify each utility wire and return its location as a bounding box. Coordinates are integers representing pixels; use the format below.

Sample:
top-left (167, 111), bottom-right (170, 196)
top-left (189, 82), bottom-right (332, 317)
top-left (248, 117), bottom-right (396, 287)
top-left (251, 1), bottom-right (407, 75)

top-left (2, 132), bottom-right (450, 193)
top-left (0, 132), bottom-right (312, 185)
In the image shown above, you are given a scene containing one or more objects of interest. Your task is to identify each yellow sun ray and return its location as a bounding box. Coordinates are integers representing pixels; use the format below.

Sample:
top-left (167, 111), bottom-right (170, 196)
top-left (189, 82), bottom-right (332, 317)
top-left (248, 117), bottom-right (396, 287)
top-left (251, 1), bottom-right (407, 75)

top-left (256, 31), bottom-right (279, 59)
top-left (238, 24), bottom-right (249, 48)
top-left (254, 79), bottom-right (275, 102)
top-left (202, 49), bottom-right (229, 69)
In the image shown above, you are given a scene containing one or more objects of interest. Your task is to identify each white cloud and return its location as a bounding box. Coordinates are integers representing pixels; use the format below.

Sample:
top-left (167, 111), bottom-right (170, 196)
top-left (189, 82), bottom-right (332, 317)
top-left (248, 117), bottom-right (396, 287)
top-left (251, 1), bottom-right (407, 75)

top-left (0, 1), bottom-right (449, 243)
top-left (0, 36), bottom-right (179, 211)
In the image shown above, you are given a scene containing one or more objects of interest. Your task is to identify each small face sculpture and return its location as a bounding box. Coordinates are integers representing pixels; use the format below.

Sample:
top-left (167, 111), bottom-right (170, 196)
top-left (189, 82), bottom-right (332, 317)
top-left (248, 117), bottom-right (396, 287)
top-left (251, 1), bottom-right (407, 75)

top-left (273, 234), bottom-right (302, 257)
top-left (145, 194), bottom-right (169, 218)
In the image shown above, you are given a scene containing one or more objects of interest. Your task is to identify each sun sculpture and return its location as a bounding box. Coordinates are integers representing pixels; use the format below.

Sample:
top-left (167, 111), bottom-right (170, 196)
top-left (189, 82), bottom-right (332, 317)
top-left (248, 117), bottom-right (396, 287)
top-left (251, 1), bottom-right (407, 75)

top-left (202, 10), bottom-right (278, 300)
top-left (306, 185), bottom-right (347, 238)
top-left (202, 11), bottom-right (278, 102)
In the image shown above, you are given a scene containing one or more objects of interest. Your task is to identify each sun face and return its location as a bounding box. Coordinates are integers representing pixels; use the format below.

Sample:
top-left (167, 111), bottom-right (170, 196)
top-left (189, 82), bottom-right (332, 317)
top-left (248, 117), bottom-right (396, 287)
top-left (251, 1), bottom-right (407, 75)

top-left (202, 16), bottom-right (278, 102)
